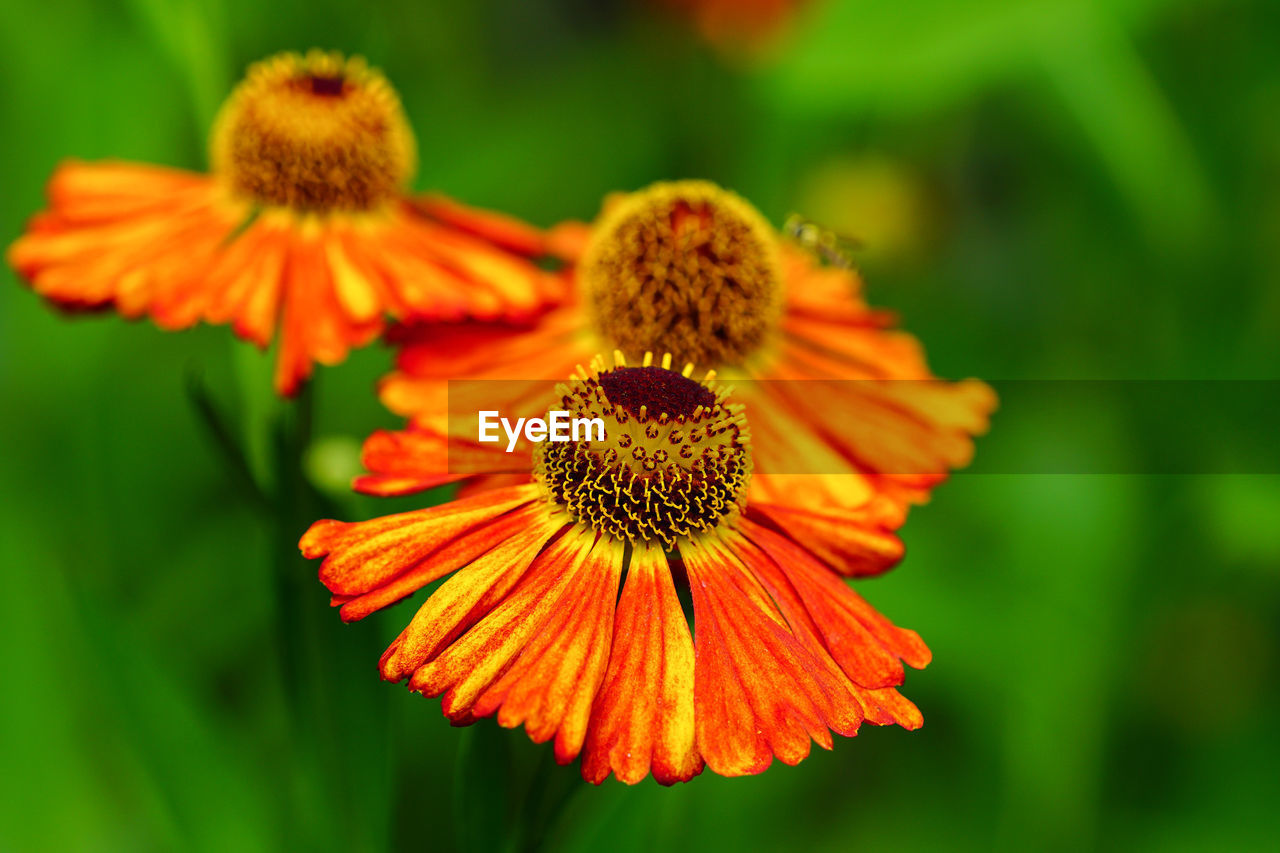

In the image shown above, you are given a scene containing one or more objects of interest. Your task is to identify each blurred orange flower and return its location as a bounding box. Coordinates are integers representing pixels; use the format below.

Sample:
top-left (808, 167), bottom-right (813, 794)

top-left (659, 0), bottom-right (807, 53)
top-left (365, 180), bottom-right (995, 576)
top-left (302, 357), bottom-right (929, 783)
top-left (7, 51), bottom-right (561, 395)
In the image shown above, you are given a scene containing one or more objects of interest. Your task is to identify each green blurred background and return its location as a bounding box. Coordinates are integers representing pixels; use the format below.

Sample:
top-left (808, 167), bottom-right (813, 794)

top-left (2, 0), bottom-right (1278, 850)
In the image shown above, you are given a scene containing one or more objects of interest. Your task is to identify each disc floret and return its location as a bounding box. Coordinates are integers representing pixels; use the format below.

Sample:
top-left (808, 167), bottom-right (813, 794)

top-left (534, 353), bottom-right (753, 547)
top-left (211, 50), bottom-right (416, 212)
top-left (580, 180), bottom-right (783, 368)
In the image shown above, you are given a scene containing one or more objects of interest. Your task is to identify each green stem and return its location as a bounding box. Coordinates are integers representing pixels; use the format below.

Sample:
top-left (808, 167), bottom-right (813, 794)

top-left (453, 724), bottom-right (582, 853)
top-left (184, 366), bottom-right (269, 514)
top-left (269, 380), bottom-right (315, 714)
top-left (231, 342), bottom-right (277, 492)
top-left (513, 749), bottom-right (582, 853)
top-left (261, 372), bottom-right (393, 851)
top-left (220, 345), bottom-right (369, 847)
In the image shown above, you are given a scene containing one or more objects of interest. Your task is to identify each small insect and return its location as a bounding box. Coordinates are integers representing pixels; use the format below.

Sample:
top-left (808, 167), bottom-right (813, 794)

top-left (784, 213), bottom-right (864, 270)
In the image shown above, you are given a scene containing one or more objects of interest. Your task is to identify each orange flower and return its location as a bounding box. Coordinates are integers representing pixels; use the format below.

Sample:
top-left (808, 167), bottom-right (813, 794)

top-left (7, 51), bottom-right (561, 395)
top-left (302, 356), bottom-right (929, 783)
top-left (366, 180), bottom-right (995, 576)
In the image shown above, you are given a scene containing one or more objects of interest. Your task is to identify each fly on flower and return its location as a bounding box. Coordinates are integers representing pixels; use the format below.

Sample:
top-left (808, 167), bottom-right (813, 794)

top-left (783, 213), bottom-right (863, 270)
top-left (7, 51), bottom-right (562, 395)
top-left (366, 180), bottom-right (995, 576)
top-left (302, 354), bottom-right (930, 784)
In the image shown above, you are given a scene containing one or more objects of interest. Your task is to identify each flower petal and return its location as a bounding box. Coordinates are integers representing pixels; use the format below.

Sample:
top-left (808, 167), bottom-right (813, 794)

top-left (412, 194), bottom-right (548, 257)
top-left (8, 160), bottom-right (568, 398)
top-left (582, 543), bottom-right (701, 785)
top-left (8, 161), bottom-right (245, 322)
top-left (851, 685), bottom-right (924, 730)
top-left (682, 536), bottom-right (864, 777)
top-left (412, 530), bottom-right (623, 764)
top-left (736, 517), bottom-right (931, 681)
top-left (747, 500), bottom-right (905, 578)
top-left (301, 483), bottom-right (540, 600)
top-left (378, 307), bottom-right (588, 425)
top-left (378, 515), bottom-right (563, 682)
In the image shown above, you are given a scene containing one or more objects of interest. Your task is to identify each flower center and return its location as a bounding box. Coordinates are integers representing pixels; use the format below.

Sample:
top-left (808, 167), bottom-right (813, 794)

top-left (580, 180), bottom-right (783, 368)
top-left (534, 356), bottom-right (752, 547)
top-left (210, 51), bottom-right (416, 212)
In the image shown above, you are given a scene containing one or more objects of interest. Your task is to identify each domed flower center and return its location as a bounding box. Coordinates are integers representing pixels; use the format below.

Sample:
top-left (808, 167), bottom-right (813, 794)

top-left (211, 51), bottom-right (416, 212)
top-left (534, 356), bottom-right (752, 547)
top-left (580, 180), bottom-right (783, 368)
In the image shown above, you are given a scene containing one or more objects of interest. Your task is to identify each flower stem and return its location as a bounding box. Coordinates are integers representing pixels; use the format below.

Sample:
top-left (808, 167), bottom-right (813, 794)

top-left (455, 725), bottom-right (581, 853)
top-left (514, 747), bottom-right (582, 853)
top-left (222, 345), bottom-right (392, 847)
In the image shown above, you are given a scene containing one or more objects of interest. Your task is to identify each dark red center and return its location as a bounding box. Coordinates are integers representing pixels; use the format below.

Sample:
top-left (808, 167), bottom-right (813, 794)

top-left (308, 74), bottom-right (346, 96)
top-left (599, 366), bottom-right (716, 419)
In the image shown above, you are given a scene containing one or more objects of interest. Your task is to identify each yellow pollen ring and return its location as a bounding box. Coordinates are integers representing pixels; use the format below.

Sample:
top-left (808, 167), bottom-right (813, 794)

top-left (210, 50), bottom-right (416, 212)
top-left (580, 180), bottom-right (783, 368)
top-left (534, 352), bottom-right (752, 548)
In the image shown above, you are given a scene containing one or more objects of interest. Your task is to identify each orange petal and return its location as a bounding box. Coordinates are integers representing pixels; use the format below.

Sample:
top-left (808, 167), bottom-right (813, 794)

top-left (205, 220), bottom-right (288, 344)
top-left (354, 427), bottom-right (529, 497)
top-left (746, 500), bottom-right (905, 577)
top-left (301, 484), bottom-right (540, 596)
top-left (851, 685), bottom-right (924, 730)
top-left (412, 193), bottom-right (548, 257)
top-left (271, 223), bottom-right (337, 394)
top-left (413, 529), bottom-right (622, 764)
top-left (368, 200), bottom-right (563, 323)
top-left (335, 504), bottom-right (547, 623)
top-left (682, 536), bottom-right (864, 777)
top-left (728, 529), bottom-right (906, 690)
top-left (741, 384), bottom-right (881, 510)
top-left (581, 543), bottom-right (702, 785)
top-left (737, 518), bottom-right (931, 679)
top-left (543, 220), bottom-right (592, 262)
top-left (324, 232), bottom-right (384, 323)
top-left (377, 514), bottom-right (563, 682)
top-left (8, 161), bottom-right (244, 323)
top-left (779, 247), bottom-right (873, 319)
top-left (377, 305), bottom-right (590, 423)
